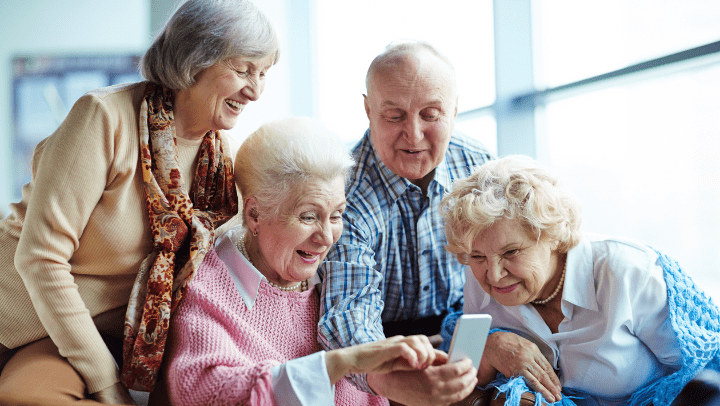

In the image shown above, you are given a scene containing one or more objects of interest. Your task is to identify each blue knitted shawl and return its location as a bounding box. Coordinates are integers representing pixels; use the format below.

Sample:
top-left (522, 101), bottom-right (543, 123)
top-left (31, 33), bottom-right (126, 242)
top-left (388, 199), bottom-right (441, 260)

top-left (448, 250), bottom-right (720, 405)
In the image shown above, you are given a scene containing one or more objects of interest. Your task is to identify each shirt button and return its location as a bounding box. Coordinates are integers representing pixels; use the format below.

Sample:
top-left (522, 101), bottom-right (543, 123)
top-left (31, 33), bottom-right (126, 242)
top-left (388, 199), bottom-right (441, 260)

top-left (422, 285), bottom-right (430, 291)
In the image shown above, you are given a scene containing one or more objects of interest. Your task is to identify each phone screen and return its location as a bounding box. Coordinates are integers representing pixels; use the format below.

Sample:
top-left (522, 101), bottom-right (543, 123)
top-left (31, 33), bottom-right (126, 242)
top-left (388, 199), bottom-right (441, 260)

top-left (447, 314), bottom-right (492, 369)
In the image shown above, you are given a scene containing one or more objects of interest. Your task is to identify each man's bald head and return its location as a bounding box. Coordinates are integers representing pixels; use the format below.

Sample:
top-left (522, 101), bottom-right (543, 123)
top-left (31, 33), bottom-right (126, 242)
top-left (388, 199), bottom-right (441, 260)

top-left (365, 40), bottom-right (457, 99)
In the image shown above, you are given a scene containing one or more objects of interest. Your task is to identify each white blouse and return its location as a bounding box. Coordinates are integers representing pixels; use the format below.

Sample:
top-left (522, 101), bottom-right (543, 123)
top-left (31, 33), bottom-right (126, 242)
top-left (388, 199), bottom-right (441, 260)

top-left (464, 234), bottom-right (682, 404)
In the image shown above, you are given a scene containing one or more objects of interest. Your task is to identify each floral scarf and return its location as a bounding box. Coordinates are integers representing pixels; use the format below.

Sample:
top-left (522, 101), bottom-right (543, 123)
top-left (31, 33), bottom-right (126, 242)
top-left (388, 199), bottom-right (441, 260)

top-left (121, 83), bottom-right (238, 391)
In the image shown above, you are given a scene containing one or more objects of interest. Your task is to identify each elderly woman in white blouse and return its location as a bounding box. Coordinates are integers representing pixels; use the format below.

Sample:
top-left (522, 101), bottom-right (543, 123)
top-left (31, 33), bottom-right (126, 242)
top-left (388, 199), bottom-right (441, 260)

top-left (439, 155), bottom-right (720, 405)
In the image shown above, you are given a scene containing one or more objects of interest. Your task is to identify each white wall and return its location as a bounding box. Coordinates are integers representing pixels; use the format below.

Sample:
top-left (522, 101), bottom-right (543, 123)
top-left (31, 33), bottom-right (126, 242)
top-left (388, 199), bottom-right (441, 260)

top-left (0, 0), bottom-right (148, 211)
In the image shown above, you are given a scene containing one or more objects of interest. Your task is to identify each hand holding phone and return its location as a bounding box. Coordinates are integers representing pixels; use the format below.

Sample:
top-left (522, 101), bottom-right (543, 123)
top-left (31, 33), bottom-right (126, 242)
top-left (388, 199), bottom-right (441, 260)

top-left (447, 314), bottom-right (492, 369)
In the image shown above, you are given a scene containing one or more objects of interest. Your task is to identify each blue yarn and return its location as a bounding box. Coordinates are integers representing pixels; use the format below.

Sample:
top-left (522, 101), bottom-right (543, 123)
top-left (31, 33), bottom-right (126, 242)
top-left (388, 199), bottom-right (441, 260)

top-left (626, 249), bottom-right (720, 405)
top-left (485, 374), bottom-right (582, 406)
top-left (439, 309), bottom-right (462, 352)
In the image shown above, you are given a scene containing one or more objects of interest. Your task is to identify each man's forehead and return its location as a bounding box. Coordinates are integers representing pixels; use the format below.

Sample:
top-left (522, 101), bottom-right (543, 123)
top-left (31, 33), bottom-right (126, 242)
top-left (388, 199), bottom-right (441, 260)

top-left (370, 75), bottom-right (452, 108)
top-left (369, 60), bottom-right (455, 102)
top-left (377, 96), bottom-right (445, 108)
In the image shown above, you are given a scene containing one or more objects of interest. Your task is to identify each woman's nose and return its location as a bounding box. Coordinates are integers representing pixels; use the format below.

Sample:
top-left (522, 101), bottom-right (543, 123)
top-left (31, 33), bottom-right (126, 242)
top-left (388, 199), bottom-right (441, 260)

top-left (242, 76), bottom-right (262, 101)
top-left (314, 221), bottom-right (334, 245)
top-left (486, 260), bottom-right (505, 283)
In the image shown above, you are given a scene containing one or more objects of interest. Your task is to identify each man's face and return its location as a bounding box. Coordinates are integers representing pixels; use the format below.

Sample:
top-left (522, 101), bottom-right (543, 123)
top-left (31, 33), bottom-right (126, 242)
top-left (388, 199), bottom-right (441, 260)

top-left (364, 53), bottom-right (457, 191)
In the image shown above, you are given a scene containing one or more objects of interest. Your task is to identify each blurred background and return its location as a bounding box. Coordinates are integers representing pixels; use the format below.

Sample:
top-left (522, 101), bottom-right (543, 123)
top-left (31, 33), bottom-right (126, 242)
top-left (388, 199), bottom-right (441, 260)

top-left (1, 0), bottom-right (718, 301)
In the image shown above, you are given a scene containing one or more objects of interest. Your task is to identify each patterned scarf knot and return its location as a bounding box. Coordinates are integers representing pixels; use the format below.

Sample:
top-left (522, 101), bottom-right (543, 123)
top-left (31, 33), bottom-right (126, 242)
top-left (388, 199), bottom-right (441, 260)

top-left (121, 82), bottom-right (238, 391)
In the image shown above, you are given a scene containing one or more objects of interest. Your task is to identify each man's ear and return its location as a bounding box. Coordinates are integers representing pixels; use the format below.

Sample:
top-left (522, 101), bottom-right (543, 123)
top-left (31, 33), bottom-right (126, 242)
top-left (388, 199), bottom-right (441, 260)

top-left (453, 95), bottom-right (459, 118)
top-left (363, 94), bottom-right (371, 119)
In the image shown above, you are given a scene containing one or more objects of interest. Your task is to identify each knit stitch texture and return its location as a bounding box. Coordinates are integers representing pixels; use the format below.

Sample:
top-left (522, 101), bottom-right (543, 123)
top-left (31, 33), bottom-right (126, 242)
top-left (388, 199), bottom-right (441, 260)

top-left (166, 249), bottom-right (388, 405)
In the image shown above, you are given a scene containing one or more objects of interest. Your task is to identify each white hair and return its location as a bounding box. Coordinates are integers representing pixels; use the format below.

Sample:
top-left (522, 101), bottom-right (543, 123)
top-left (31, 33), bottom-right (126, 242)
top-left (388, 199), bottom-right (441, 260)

top-left (141, 0), bottom-right (279, 89)
top-left (234, 117), bottom-right (354, 222)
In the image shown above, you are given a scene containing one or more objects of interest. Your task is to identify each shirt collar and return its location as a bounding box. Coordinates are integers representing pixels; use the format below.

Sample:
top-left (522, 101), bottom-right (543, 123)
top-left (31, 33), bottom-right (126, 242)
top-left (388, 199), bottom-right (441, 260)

top-left (215, 227), bottom-right (263, 309)
top-left (214, 226), bottom-right (322, 309)
top-left (562, 236), bottom-right (599, 312)
top-left (366, 129), bottom-right (451, 202)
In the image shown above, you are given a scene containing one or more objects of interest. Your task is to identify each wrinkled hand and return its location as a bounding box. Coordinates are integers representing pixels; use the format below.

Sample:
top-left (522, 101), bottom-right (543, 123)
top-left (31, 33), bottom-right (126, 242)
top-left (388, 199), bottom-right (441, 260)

top-left (482, 331), bottom-right (562, 403)
top-left (327, 335), bottom-right (436, 384)
top-left (91, 382), bottom-right (137, 405)
top-left (368, 352), bottom-right (478, 406)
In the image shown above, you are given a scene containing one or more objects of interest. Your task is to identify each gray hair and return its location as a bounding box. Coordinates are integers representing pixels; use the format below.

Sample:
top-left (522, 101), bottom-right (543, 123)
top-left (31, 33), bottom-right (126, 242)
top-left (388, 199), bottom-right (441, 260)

top-left (440, 155), bottom-right (583, 259)
top-left (365, 40), bottom-right (456, 95)
top-left (234, 117), bottom-right (355, 223)
top-left (141, 0), bottom-right (279, 90)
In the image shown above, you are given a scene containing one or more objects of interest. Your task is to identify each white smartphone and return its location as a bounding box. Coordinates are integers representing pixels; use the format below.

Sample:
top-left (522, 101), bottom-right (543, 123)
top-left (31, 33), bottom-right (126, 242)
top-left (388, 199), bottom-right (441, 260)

top-left (447, 314), bottom-right (492, 369)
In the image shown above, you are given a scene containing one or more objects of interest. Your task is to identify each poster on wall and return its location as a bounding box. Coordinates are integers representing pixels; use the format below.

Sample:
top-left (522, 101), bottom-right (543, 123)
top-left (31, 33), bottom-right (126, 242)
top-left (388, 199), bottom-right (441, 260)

top-left (11, 54), bottom-right (142, 200)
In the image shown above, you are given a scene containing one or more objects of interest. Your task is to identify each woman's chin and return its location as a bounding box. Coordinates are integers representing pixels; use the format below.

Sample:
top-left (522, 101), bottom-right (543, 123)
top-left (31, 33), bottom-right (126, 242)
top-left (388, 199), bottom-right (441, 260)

top-left (494, 296), bottom-right (525, 307)
top-left (288, 266), bottom-right (319, 282)
top-left (488, 289), bottom-right (528, 306)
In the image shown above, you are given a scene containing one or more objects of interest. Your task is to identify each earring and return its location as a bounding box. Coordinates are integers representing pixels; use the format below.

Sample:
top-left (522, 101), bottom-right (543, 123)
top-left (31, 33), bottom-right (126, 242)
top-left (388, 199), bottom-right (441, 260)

top-left (253, 229), bottom-right (258, 237)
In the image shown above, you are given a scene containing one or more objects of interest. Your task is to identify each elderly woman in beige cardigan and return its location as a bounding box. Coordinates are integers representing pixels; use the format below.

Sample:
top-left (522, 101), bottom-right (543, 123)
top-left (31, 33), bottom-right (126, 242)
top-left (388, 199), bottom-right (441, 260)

top-left (0, 0), bottom-right (278, 403)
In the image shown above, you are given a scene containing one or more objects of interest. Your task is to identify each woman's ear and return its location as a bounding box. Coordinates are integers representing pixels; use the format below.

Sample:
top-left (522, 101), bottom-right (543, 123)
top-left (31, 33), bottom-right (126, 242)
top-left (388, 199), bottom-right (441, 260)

top-left (243, 196), bottom-right (260, 230)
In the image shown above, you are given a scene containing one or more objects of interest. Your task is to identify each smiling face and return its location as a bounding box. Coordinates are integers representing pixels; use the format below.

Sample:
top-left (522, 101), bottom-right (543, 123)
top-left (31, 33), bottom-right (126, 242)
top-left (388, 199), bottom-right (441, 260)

top-left (468, 217), bottom-right (564, 306)
top-left (364, 51), bottom-right (457, 192)
top-left (175, 54), bottom-right (275, 139)
top-left (250, 176), bottom-right (346, 287)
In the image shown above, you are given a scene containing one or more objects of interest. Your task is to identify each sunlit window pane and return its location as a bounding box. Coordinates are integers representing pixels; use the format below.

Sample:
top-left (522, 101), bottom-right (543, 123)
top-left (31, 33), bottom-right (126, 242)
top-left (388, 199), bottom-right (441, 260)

top-left (455, 114), bottom-right (497, 157)
top-left (534, 0), bottom-right (720, 88)
top-left (315, 0), bottom-right (495, 144)
top-left (540, 63), bottom-right (720, 301)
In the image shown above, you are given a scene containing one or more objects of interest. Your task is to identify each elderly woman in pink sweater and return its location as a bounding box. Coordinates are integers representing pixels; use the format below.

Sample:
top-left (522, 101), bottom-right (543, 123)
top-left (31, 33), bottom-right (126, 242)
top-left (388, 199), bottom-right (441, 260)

top-left (164, 117), bottom-right (470, 405)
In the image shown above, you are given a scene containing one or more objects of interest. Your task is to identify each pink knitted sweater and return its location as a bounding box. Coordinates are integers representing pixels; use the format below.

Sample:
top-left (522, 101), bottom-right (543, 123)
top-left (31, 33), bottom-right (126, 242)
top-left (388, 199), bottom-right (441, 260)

top-left (166, 248), bottom-right (388, 406)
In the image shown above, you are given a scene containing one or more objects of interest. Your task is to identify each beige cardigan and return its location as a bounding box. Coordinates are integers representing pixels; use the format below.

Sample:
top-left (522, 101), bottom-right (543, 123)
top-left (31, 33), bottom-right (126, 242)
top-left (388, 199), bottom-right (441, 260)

top-left (0, 82), bottom-right (221, 393)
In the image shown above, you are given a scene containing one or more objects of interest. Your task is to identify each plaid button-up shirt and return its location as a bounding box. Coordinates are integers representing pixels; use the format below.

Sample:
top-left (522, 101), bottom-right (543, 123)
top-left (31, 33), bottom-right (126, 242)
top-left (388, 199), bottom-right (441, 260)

top-left (318, 129), bottom-right (493, 392)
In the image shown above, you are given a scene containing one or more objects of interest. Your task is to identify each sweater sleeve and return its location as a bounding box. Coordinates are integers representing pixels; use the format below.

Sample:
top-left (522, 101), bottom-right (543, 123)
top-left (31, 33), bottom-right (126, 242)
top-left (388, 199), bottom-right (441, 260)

top-left (14, 93), bottom-right (123, 393)
top-left (167, 284), bottom-right (281, 406)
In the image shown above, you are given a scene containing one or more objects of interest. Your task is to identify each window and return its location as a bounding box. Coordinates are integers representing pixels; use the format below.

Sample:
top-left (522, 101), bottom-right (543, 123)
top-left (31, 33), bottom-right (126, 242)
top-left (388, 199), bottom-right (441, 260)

top-left (534, 0), bottom-right (720, 88)
top-left (314, 0), bottom-right (496, 149)
top-left (531, 1), bottom-right (720, 300)
top-left (541, 64), bottom-right (720, 299)
top-left (11, 55), bottom-right (142, 197)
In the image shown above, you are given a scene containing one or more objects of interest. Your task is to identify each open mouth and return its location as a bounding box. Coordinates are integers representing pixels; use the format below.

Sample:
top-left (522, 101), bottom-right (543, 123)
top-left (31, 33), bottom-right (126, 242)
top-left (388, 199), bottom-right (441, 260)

top-left (297, 250), bottom-right (320, 262)
top-left (225, 99), bottom-right (242, 111)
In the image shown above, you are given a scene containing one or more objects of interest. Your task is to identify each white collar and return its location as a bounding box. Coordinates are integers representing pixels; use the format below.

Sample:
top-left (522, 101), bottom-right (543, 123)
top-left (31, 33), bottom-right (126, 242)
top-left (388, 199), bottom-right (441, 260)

top-left (562, 236), bottom-right (600, 314)
top-left (214, 226), bottom-right (321, 309)
top-left (215, 227), bottom-right (263, 309)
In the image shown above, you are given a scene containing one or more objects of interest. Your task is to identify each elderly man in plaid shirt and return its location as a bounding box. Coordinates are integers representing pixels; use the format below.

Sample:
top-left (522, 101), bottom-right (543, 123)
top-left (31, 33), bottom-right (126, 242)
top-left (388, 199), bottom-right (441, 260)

top-left (318, 40), bottom-right (494, 406)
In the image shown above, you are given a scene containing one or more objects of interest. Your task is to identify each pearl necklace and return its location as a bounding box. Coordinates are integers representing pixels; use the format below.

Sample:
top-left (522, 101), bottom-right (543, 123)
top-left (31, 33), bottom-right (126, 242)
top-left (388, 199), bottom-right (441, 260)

top-left (267, 279), bottom-right (308, 292)
top-left (235, 235), bottom-right (307, 292)
top-left (532, 257), bottom-right (566, 305)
